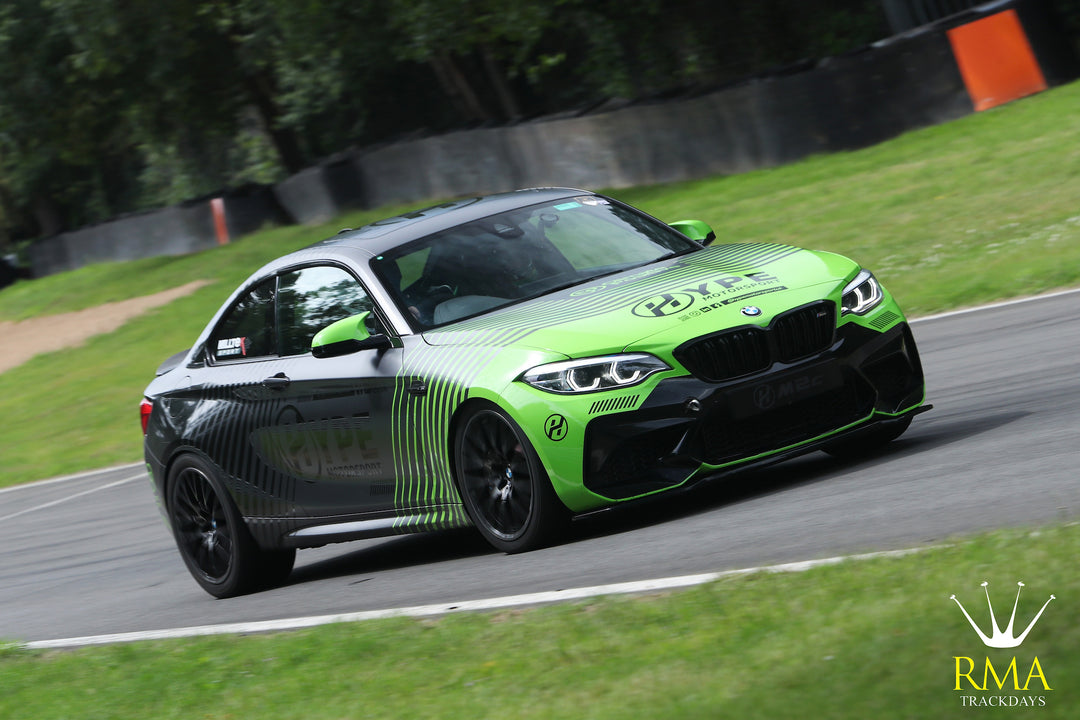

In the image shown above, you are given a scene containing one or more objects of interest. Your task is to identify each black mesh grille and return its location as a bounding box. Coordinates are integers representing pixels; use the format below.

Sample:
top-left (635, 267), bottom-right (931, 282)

top-left (773, 302), bottom-right (835, 362)
top-left (676, 302), bottom-right (836, 382)
top-left (675, 327), bottom-right (769, 382)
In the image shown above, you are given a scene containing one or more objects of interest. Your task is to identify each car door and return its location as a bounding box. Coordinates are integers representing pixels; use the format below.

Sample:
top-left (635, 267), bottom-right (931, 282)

top-left (252, 263), bottom-right (403, 519)
top-left (182, 275), bottom-right (298, 521)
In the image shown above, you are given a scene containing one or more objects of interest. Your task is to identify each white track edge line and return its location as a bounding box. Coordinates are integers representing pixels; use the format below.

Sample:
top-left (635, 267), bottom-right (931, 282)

top-left (0, 473), bottom-right (144, 522)
top-left (0, 462), bottom-right (144, 495)
top-left (910, 286), bottom-right (1080, 324)
top-left (22, 547), bottom-right (924, 650)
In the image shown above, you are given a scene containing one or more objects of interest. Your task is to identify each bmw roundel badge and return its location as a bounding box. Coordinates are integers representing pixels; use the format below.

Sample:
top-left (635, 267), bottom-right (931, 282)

top-left (741, 306), bottom-right (763, 317)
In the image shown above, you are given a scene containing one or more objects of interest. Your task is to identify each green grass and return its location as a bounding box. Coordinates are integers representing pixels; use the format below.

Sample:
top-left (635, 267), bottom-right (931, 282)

top-left (615, 82), bottom-right (1080, 318)
top-left (1, 81), bottom-right (1079, 487)
top-left (0, 205), bottom-right (430, 322)
top-left (2, 522), bottom-right (1078, 719)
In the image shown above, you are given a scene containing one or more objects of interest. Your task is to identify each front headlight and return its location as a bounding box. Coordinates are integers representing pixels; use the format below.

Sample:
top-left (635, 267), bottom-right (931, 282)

top-left (521, 353), bottom-right (670, 394)
top-left (841, 269), bottom-right (884, 316)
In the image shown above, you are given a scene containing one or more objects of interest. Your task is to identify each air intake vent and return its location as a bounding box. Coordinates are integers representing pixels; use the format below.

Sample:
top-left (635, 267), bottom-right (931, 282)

top-left (870, 311), bottom-right (900, 330)
top-left (589, 394), bottom-right (640, 415)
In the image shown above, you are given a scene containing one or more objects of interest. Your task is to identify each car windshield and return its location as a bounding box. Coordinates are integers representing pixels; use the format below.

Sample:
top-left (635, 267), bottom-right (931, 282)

top-left (371, 196), bottom-right (699, 329)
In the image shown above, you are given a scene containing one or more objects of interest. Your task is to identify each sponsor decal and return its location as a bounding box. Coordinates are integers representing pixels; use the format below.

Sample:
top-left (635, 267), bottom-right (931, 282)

top-left (751, 373), bottom-right (824, 410)
top-left (677, 271), bottom-right (780, 300)
top-left (571, 265), bottom-right (669, 296)
top-left (950, 581), bottom-right (1055, 708)
top-left (324, 462), bottom-right (383, 479)
top-left (216, 336), bottom-right (247, 357)
top-left (678, 286), bottom-right (789, 321)
top-left (544, 414), bottom-right (568, 441)
top-left (633, 293), bottom-right (695, 318)
top-left (253, 420), bottom-right (382, 483)
top-left (626, 271), bottom-right (787, 320)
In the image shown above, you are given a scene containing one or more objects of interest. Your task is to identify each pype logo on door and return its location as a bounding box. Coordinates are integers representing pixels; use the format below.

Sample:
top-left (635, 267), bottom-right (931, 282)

top-left (950, 581), bottom-right (1055, 708)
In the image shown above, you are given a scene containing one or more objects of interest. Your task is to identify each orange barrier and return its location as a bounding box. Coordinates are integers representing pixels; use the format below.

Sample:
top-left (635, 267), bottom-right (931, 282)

top-left (210, 197), bottom-right (230, 246)
top-left (947, 9), bottom-right (1047, 112)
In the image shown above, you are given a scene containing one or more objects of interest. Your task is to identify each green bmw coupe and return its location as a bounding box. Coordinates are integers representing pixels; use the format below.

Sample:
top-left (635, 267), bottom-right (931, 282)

top-left (141, 188), bottom-right (928, 597)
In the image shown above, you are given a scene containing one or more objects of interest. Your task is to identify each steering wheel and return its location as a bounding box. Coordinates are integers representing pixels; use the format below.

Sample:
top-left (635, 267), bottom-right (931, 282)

top-left (403, 283), bottom-right (455, 326)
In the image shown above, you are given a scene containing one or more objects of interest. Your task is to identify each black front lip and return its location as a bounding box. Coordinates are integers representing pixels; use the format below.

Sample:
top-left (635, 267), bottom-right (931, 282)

top-left (681, 401), bottom-right (932, 482)
top-left (573, 402), bottom-right (932, 520)
top-left (582, 322), bottom-right (925, 500)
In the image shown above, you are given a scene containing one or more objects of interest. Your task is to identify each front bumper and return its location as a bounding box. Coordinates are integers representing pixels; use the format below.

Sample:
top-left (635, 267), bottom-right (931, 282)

top-left (582, 321), bottom-right (924, 500)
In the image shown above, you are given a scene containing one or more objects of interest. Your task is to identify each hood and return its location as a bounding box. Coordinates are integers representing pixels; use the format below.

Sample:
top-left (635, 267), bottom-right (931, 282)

top-left (422, 243), bottom-right (860, 356)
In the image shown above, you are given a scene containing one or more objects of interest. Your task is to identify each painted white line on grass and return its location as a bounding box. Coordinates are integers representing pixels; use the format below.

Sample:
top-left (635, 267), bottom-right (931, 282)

top-left (0, 462), bottom-right (144, 495)
top-left (0, 473), bottom-right (144, 522)
top-left (24, 547), bottom-right (924, 650)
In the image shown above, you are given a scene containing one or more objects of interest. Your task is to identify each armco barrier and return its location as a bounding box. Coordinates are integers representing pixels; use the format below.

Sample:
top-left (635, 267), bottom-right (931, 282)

top-left (28, 186), bottom-right (286, 277)
top-left (28, 203), bottom-right (216, 277)
top-left (349, 27), bottom-right (972, 211)
top-left (272, 156), bottom-right (365, 225)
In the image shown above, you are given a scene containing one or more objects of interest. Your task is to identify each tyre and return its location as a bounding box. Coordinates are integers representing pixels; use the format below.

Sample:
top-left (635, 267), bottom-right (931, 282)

top-left (167, 454), bottom-right (295, 598)
top-left (823, 416), bottom-right (912, 459)
top-left (454, 403), bottom-right (568, 553)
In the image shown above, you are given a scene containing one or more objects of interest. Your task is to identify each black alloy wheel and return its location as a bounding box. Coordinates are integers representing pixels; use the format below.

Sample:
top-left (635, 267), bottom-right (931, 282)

top-left (455, 403), bottom-right (568, 553)
top-left (167, 454), bottom-right (294, 598)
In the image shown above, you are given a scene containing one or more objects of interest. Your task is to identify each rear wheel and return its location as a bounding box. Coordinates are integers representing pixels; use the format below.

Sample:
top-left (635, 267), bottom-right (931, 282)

top-left (167, 454), bottom-right (295, 598)
top-left (454, 404), bottom-right (568, 553)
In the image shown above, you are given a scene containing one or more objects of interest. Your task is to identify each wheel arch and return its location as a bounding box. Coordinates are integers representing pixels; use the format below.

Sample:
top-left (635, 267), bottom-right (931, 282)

top-left (446, 396), bottom-right (512, 494)
top-left (159, 445), bottom-right (245, 531)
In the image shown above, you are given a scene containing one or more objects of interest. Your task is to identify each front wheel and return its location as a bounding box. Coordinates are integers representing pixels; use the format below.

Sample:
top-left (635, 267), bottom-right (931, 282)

top-left (167, 454), bottom-right (295, 598)
top-left (454, 404), bottom-right (568, 553)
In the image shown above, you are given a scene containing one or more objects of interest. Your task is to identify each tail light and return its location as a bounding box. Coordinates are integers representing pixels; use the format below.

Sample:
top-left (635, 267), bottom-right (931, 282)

top-left (140, 398), bottom-right (153, 435)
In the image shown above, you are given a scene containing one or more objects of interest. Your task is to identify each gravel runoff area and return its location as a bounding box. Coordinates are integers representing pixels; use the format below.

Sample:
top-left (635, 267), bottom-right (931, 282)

top-left (0, 280), bottom-right (210, 374)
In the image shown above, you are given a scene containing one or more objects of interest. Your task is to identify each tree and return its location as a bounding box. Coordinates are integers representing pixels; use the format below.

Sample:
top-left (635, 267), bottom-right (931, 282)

top-left (0, 0), bottom-right (898, 240)
top-left (0, 0), bottom-right (134, 234)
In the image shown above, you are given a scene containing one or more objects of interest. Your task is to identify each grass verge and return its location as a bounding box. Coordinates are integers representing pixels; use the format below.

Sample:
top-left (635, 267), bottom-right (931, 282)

top-left (1, 81), bottom-right (1079, 486)
top-left (2, 522), bottom-right (1077, 719)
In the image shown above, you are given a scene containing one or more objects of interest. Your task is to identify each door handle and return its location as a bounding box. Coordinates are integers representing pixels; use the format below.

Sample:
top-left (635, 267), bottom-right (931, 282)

top-left (261, 373), bottom-right (291, 390)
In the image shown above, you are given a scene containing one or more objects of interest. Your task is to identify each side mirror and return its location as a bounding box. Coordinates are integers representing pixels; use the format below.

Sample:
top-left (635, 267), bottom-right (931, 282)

top-left (670, 219), bottom-right (717, 245)
top-left (311, 312), bottom-right (392, 358)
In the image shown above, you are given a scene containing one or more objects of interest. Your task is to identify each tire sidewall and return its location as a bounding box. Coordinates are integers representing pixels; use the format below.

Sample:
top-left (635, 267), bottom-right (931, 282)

top-left (454, 402), bottom-right (563, 553)
top-left (166, 453), bottom-right (251, 598)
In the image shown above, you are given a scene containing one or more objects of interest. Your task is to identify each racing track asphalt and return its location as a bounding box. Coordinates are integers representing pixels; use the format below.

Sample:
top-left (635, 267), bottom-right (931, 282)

top-left (2, 290), bottom-right (1079, 645)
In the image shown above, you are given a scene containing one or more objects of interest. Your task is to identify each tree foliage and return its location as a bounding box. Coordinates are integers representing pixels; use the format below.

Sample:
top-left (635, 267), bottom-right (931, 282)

top-left (7, 0), bottom-right (1072, 244)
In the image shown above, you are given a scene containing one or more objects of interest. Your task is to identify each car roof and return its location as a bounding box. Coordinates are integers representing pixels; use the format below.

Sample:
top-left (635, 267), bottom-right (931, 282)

top-left (312, 187), bottom-right (588, 256)
top-left (239, 187), bottom-right (592, 300)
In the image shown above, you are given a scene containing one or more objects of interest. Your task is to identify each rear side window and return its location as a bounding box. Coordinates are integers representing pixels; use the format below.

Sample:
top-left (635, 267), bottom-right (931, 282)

top-left (276, 265), bottom-right (375, 356)
top-left (210, 278), bottom-right (277, 361)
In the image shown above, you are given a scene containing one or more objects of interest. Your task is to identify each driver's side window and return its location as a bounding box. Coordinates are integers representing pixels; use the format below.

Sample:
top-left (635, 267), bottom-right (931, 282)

top-left (209, 278), bottom-right (277, 362)
top-left (276, 265), bottom-right (377, 356)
